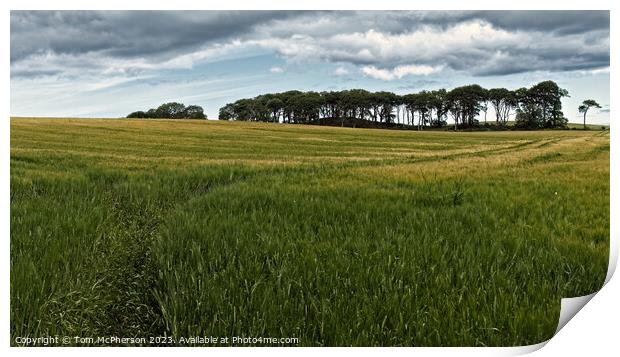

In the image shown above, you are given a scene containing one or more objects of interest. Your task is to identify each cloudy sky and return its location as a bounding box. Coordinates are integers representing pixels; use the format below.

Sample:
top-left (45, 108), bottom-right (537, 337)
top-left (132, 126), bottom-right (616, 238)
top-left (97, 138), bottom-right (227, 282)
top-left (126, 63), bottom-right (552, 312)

top-left (10, 10), bottom-right (610, 123)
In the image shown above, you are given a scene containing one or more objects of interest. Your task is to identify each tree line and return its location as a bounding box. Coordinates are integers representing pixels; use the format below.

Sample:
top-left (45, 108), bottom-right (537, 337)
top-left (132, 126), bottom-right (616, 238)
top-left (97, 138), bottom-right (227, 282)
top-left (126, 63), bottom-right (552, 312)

top-left (218, 80), bottom-right (574, 129)
top-left (127, 102), bottom-right (207, 119)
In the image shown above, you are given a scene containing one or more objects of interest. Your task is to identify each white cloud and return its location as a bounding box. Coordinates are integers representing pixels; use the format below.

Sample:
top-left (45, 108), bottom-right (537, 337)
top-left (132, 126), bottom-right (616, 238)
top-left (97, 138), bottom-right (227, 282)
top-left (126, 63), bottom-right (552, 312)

top-left (590, 67), bottom-right (610, 75)
top-left (361, 64), bottom-right (442, 81)
top-left (393, 64), bottom-right (442, 77)
top-left (249, 20), bottom-right (608, 76)
top-left (333, 67), bottom-right (349, 76)
top-left (269, 66), bottom-right (284, 73)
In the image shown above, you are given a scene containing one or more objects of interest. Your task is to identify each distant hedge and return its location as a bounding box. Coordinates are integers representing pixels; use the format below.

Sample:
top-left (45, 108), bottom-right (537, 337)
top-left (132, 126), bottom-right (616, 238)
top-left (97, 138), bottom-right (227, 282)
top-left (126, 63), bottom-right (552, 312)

top-left (127, 102), bottom-right (206, 119)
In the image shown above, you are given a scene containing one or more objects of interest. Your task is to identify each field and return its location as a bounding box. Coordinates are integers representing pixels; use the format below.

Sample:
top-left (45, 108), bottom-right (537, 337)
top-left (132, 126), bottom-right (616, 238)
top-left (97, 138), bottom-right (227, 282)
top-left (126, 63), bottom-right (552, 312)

top-left (10, 118), bottom-right (609, 346)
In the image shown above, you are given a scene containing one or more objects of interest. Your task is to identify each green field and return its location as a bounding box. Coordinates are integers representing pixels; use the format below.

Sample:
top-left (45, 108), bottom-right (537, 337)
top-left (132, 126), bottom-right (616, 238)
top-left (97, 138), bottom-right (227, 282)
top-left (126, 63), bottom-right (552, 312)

top-left (10, 118), bottom-right (609, 346)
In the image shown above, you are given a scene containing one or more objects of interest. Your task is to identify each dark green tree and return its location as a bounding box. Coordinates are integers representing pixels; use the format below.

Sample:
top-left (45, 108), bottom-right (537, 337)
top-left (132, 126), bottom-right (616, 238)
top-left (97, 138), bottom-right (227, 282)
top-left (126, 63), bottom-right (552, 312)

top-left (266, 97), bottom-right (284, 123)
top-left (127, 111), bottom-right (147, 118)
top-left (156, 102), bottom-right (186, 119)
top-left (516, 81), bottom-right (569, 128)
top-left (183, 105), bottom-right (207, 119)
top-left (128, 103), bottom-right (206, 119)
top-left (488, 88), bottom-right (516, 126)
top-left (429, 89), bottom-right (448, 127)
top-left (578, 99), bottom-right (602, 130)
top-left (446, 85), bottom-right (486, 129)
top-left (218, 103), bottom-right (236, 120)
top-left (145, 108), bottom-right (158, 118)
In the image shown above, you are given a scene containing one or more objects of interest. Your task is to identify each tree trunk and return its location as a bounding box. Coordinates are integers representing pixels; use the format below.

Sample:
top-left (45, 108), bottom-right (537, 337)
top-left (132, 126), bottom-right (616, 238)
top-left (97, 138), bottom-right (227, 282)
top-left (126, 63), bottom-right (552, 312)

top-left (420, 113), bottom-right (424, 131)
top-left (583, 111), bottom-right (587, 130)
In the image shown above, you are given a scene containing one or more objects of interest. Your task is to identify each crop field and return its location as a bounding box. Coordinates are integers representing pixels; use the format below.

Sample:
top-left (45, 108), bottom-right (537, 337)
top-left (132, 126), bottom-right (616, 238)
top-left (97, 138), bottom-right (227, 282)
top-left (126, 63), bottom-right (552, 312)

top-left (10, 118), bottom-right (609, 346)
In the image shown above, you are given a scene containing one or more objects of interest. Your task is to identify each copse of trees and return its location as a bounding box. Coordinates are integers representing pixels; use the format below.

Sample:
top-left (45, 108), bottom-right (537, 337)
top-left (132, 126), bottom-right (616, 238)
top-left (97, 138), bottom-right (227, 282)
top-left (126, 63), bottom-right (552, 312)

top-left (218, 80), bottom-right (572, 130)
top-left (514, 81), bottom-right (569, 129)
top-left (127, 102), bottom-right (207, 119)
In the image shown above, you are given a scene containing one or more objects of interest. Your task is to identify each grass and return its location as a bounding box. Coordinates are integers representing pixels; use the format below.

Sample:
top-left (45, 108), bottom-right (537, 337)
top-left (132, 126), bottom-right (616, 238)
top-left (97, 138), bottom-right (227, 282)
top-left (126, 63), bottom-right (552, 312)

top-left (501, 120), bottom-right (609, 131)
top-left (10, 118), bottom-right (609, 346)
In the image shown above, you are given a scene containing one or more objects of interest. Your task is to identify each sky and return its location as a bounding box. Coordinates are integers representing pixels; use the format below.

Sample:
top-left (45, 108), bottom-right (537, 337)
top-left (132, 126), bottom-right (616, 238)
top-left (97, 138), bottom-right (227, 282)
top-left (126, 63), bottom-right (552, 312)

top-left (10, 10), bottom-right (610, 124)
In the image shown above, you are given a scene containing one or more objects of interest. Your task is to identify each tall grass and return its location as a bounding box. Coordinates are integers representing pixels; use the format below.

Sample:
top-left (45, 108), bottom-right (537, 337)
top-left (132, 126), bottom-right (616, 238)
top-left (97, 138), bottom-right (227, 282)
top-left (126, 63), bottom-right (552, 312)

top-left (10, 118), bottom-right (609, 346)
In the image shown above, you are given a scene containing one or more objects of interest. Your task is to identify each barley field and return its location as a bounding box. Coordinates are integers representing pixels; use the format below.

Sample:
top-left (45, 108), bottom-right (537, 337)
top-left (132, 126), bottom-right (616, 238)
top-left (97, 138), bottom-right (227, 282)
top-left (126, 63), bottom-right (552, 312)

top-left (10, 118), bottom-right (609, 346)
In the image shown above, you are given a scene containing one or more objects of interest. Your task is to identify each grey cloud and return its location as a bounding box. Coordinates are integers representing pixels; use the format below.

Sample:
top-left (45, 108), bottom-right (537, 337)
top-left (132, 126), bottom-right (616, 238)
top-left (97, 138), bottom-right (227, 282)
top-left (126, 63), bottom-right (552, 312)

top-left (474, 10), bottom-right (609, 35)
top-left (10, 10), bottom-right (303, 62)
top-left (294, 10), bottom-right (610, 36)
top-left (471, 44), bottom-right (610, 76)
top-left (10, 10), bottom-right (610, 79)
top-left (9, 68), bottom-right (62, 78)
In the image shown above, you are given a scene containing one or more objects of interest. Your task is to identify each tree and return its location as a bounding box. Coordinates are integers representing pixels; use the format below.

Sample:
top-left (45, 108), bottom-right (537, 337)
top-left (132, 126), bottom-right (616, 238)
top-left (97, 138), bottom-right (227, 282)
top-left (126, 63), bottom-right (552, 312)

top-left (127, 102), bottom-right (207, 119)
top-left (231, 99), bottom-right (256, 121)
top-left (480, 88), bottom-right (489, 124)
top-left (280, 90), bottom-right (303, 123)
top-left (578, 99), bottom-right (601, 130)
top-left (374, 91), bottom-right (398, 123)
top-left (127, 111), bottom-right (147, 118)
top-left (515, 102), bottom-right (543, 129)
top-left (401, 93), bottom-right (418, 127)
top-left (218, 103), bottom-right (236, 120)
top-left (146, 108), bottom-right (158, 118)
top-left (446, 85), bottom-right (486, 129)
top-left (413, 91), bottom-right (433, 130)
top-left (156, 102), bottom-right (186, 119)
top-left (516, 81), bottom-right (569, 129)
top-left (183, 105), bottom-right (207, 119)
top-left (428, 89), bottom-right (448, 127)
top-left (488, 88), bottom-right (516, 126)
top-left (266, 97), bottom-right (284, 123)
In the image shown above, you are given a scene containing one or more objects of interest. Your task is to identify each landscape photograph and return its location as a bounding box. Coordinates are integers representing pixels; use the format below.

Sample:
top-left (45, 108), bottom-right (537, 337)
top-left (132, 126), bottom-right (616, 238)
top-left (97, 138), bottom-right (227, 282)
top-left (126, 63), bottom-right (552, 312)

top-left (9, 10), bottom-right (610, 347)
